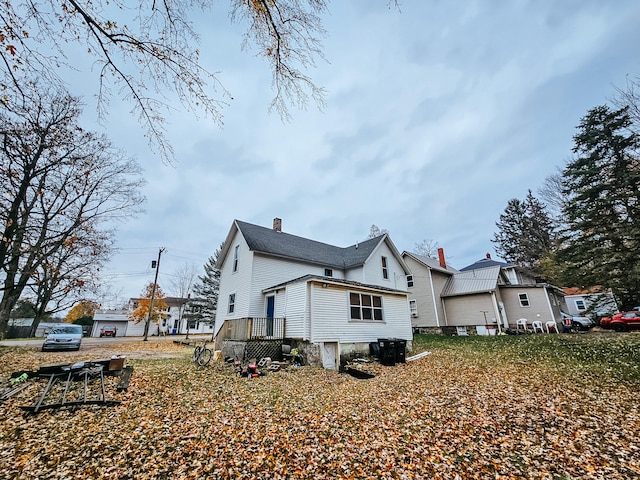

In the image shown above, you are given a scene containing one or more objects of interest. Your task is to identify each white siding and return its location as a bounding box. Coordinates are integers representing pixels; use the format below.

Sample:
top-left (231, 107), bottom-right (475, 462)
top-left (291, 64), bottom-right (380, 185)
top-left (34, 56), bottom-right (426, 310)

top-left (283, 282), bottom-right (307, 339)
top-left (249, 253), bottom-right (330, 316)
top-left (361, 241), bottom-right (408, 290)
top-left (215, 230), bottom-right (254, 335)
top-left (345, 266), bottom-right (364, 283)
top-left (310, 282), bottom-right (411, 343)
top-left (125, 320), bottom-right (147, 336)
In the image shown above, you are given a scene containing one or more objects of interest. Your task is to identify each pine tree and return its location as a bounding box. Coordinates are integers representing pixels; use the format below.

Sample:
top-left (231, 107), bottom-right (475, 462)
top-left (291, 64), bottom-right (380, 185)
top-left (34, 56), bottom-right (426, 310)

top-left (184, 243), bottom-right (224, 330)
top-left (491, 191), bottom-right (555, 275)
top-left (558, 105), bottom-right (640, 309)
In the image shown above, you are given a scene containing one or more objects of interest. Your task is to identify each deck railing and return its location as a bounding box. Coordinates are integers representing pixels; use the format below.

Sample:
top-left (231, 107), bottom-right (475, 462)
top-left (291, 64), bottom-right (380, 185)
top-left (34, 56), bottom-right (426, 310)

top-left (220, 317), bottom-right (285, 341)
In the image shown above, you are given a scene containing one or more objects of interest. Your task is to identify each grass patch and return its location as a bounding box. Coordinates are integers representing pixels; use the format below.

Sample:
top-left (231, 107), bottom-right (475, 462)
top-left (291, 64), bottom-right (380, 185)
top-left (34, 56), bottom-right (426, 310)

top-left (412, 331), bottom-right (640, 385)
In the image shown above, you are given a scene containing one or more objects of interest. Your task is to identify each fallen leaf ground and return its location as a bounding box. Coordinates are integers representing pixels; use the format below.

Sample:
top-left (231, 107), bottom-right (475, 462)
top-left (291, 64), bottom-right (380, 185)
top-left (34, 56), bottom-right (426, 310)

top-left (0, 332), bottom-right (638, 479)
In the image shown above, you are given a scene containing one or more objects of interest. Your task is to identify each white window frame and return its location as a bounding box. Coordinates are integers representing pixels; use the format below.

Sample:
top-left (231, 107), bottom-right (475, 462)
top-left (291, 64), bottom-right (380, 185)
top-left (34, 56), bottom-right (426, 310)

top-left (409, 299), bottom-right (418, 317)
top-left (228, 293), bottom-right (236, 314)
top-left (575, 299), bottom-right (586, 311)
top-left (233, 245), bottom-right (240, 272)
top-left (349, 292), bottom-right (384, 322)
top-left (381, 256), bottom-right (388, 280)
top-left (518, 293), bottom-right (530, 308)
top-left (407, 275), bottom-right (414, 288)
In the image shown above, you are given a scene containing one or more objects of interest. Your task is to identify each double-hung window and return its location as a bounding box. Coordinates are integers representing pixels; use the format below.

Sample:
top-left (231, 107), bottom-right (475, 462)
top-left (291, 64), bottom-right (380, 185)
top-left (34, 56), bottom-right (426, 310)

top-left (381, 256), bottom-right (388, 279)
top-left (407, 275), bottom-right (414, 288)
top-left (409, 299), bottom-right (418, 317)
top-left (233, 245), bottom-right (240, 272)
top-left (518, 293), bottom-right (530, 307)
top-left (228, 293), bottom-right (236, 314)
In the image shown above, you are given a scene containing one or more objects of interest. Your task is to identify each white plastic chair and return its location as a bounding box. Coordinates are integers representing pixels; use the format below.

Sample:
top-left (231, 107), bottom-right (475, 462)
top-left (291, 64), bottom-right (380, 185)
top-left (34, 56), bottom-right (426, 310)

top-left (516, 318), bottom-right (528, 332)
top-left (532, 320), bottom-right (544, 333)
top-left (545, 321), bottom-right (558, 333)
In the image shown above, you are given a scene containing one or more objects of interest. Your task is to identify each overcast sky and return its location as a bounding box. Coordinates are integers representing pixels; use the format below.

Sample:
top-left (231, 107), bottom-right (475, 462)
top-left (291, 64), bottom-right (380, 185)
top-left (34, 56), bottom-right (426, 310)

top-left (75, 1), bottom-right (640, 305)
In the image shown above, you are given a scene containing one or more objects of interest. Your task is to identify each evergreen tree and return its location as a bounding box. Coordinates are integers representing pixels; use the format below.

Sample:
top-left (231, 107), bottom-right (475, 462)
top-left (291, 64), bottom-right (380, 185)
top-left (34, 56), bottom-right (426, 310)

top-left (492, 191), bottom-right (555, 275)
top-left (558, 105), bottom-right (640, 309)
top-left (184, 243), bottom-right (224, 330)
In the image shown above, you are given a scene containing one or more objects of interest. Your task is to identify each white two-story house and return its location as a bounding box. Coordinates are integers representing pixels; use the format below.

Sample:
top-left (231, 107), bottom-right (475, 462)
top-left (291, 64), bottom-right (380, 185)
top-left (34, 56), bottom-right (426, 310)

top-left (214, 218), bottom-right (413, 369)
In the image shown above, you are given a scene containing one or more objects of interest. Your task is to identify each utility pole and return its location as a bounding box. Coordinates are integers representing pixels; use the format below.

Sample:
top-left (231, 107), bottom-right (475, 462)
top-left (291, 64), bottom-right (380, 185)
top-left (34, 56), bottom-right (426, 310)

top-left (143, 247), bottom-right (165, 341)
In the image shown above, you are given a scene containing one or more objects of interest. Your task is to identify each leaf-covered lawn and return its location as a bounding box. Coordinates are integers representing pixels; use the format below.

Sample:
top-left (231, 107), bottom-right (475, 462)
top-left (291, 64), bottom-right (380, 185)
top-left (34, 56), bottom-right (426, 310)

top-left (1, 333), bottom-right (638, 479)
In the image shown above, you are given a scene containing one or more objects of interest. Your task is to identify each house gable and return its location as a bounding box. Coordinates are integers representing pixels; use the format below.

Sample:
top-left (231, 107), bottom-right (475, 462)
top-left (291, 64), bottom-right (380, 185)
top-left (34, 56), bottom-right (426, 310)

top-left (214, 219), bottom-right (413, 342)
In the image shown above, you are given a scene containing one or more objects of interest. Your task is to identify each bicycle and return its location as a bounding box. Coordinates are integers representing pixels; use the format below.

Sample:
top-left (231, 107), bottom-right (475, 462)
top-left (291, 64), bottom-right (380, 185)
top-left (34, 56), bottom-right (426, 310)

top-left (192, 339), bottom-right (212, 367)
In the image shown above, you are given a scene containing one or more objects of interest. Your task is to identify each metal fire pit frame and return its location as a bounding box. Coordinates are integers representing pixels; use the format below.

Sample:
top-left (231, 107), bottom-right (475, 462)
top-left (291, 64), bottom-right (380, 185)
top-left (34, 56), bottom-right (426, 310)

top-left (19, 361), bottom-right (128, 413)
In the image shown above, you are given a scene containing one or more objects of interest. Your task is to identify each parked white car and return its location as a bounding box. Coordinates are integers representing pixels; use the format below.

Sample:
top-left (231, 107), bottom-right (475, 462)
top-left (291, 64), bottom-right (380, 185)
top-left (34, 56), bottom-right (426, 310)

top-left (42, 324), bottom-right (83, 351)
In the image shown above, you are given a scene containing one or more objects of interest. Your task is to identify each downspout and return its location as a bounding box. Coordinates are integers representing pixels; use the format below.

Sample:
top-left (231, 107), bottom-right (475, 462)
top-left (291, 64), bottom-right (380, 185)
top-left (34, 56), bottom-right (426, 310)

top-left (307, 281), bottom-right (313, 342)
top-left (427, 268), bottom-right (441, 327)
top-left (441, 297), bottom-right (449, 326)
top-left (490, 291), bottom-right (503, 333)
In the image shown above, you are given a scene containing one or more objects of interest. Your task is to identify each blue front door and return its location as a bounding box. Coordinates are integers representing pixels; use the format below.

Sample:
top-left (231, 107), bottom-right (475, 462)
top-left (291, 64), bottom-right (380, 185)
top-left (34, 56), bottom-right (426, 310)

top-left (266, 296), bottom-right (275, 337)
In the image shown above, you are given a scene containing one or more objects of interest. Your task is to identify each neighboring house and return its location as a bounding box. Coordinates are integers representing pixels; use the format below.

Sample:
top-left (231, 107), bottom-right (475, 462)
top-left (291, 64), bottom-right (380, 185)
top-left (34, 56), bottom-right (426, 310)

top-left (403, 253), bottom-right (566, 335)
top-left (214, 218), bottom-right (413, 369)
top-left (402, 249), bottom-right (458, 333)
top-left (563, 288), bottom-right (619, 318)
top-left (439, 254), bottom-right (567, 335)
top-left (91, 296), bottom-right (201, 337)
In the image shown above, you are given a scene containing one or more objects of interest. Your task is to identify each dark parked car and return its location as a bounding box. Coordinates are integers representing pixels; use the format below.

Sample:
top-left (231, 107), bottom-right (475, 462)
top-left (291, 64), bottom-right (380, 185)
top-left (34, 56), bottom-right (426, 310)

top-left (560, 312), bottom-right (595, 331)
top-left (100, 325), bottom-right (117, 337)
top-left (600, 310), bottom-right (640, 332)
top-left (42, 324), bottom-right (83, 351)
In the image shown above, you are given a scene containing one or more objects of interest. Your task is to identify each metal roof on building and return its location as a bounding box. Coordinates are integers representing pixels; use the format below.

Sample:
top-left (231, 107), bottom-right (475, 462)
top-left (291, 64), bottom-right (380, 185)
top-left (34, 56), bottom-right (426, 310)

top-left (441, 266), bottom-right (501, 297)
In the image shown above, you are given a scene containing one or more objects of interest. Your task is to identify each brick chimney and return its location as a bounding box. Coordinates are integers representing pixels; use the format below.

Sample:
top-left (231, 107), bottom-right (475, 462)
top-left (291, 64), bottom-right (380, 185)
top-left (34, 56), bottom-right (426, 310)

top-left (273, 217), bottom-right (282, 232)
top-left (438, 247), bottom-right (446, 269)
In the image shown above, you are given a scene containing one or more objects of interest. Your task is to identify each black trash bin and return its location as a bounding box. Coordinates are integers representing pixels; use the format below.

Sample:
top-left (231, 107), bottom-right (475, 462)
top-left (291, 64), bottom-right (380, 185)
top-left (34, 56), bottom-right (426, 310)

top-left (394, 339), bottom-right (407, 363)
top-left (378, 338), bottom-right (396, 366)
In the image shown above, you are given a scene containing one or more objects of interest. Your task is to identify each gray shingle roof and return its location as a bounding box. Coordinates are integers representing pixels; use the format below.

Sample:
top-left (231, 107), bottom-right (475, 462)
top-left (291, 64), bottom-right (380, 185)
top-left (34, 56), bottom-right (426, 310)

top-left (235, 220), bottom-right (382, 269)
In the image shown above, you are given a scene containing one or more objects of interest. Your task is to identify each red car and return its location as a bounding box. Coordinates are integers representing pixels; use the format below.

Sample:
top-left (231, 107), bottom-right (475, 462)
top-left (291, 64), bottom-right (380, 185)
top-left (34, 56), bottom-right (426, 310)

top-left (99, 325), bottom-right (118, 337)
top-left (600, 310), bottom-right (640, 332)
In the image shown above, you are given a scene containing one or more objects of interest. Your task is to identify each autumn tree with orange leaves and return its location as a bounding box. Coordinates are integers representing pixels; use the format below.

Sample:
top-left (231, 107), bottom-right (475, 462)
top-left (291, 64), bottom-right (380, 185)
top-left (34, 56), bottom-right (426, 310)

top-left (129, 283), bottom-right (169, 329)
